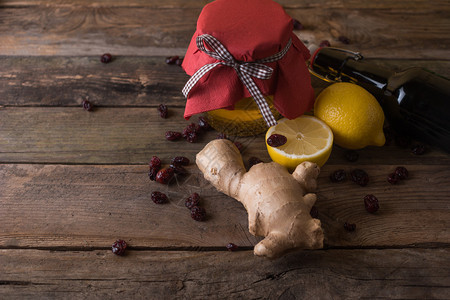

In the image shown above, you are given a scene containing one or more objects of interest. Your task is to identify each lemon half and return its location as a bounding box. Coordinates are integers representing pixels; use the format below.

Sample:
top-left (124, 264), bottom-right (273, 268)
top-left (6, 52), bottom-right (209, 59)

top-left (265, 115), bottom-right (334, 171)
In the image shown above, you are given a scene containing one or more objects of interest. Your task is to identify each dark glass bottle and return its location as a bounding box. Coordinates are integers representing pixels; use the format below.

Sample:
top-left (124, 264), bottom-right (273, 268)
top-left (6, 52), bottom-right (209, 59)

top-left (309, 47), bottom-right (450, 152)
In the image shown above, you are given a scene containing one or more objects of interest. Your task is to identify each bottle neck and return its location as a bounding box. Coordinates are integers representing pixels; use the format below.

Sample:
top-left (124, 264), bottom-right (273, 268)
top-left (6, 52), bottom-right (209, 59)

top-left (309, 47), bottom-right (394, 92)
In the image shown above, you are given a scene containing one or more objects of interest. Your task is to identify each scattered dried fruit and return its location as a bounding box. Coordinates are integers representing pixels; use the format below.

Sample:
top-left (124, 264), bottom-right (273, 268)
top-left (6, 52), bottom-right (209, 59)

top-left (111, 239), bottom-right (127, 256)
top-left (155, 167), bottom-right (174, 184)
top-left (158, 104), bottom-right (168, 118)
top-left (387, 172), bottom-right (399, 184)
top-left (190, 206), bottom-right (206, 221)
top-left (82, 99), bottom-right (94, 111)
top-left (148, 156), bottom-right (162, 181)
top-left (151, 191), bottom-right (168, 204)
top-left (101, 53), bottom-right (113, 64)
top-left (165, 131), bottom-right (183, 141)
top-left (330, 169), bottom-right (346, 183)
top-left (248, 157), bottom-right (263, 169)
top-left (267, 134), bottom-right (287, 147)
top-left (165, 56), bottom-right (179, 64)
top-left (226, 243), bottom-right (239, 251)
top-left (310, 206), bottom-right (319, 219)
top-left (172, 156), bottom-right (190, 166)
top-left (169, 164), bottom-right (188, 175)
top-left (345, 150), bottom-right (359, 162)
top-left (338, 35), bottom-right (350, 44)
top-left (411, 144), bottom-right (426, 155)
top-left (344, 222), bottom-right (356, 232)
top-left (395, 166), bottom-right (409, 180)
top-left (319, 40), bottom-right (331, 47)
top-left (364, 194), bottom-right (379, 213)
top-left (351, 169), bottom-right (369, 186)
top-left (185, 193), bottom-right (200, 209)
top-left (292, 19), bottom-right (303, 30)
top-left (198, 116), bottom-right (211, 131)
top-left (183, 123), bottom-right (200, 143)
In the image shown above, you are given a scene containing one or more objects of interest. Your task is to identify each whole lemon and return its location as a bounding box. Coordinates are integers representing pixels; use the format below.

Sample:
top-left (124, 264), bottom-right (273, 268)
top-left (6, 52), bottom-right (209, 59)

top-left (314, 82), bottom-right (385, 149)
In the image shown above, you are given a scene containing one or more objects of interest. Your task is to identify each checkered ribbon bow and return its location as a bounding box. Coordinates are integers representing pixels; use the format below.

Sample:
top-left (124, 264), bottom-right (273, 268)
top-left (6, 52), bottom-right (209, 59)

top-left (182, 34), bottom-right (292, 127)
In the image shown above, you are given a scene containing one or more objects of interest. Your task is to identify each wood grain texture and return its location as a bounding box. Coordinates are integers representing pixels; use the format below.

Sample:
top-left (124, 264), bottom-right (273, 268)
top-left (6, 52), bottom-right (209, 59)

top-left (1, 56), bottom-right (450, 107)
top-left (1, 107), bottom-right (450, 165)
top-left (1, 163), bottom-right (448, 248)
top-left (1, 3), bottom-right (449, 58)
top-left (1, 248), bottom-right (449, 299)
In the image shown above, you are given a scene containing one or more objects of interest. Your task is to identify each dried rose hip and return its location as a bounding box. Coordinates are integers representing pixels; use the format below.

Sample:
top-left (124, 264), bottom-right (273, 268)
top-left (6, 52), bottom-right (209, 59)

top-left (248, 157), bottom-right (263, 169)
top-left (190, 206), bottom-right (206, 221)
top-left (351, 169), bottom-right (369, 186)
top-left (310, 206), bottom-right (319, 219)
top-left (267, 134), bottom-right (287, 147)
top-left (387, 172), bottom-right (399, 184)
top-left (82, 99), bottom-right (94, 111)
top-left (344, 222), bottom-right (356, 232)
top-left (112, 239), bottom-right (127, 256)
top-left (171, 156), bottom-right (190, 166)
top-left (151, 191), bottom-right (168, 204)
top-left (411, 144), bottom-right (426, 155)
top-left (158, 104), bottom-right (168, 118)
top-left (330, 169), bottom-right (346, 183)
top-left (364, 194), bottom-right (379, 213)
top-left (198, 116), bottom-right (211, 131)
top-left (338, 35), bottom-right (350, 44)
top-left (185, 192), bottom-right (200, 209)
top-left (165, 56), bottom-right (179, 64)
top-left (155, 168), bottom-right (174, 184)
top-left (101, 53), bottom-right (113, 64)
top-left (345, 150), bottom-right (359, 162)
top-left (226, 243), bottom-right (239, 251)
top-left (165, 131), bottom-right (182, 141)
top-left (319, 40), bottom-right (331, 47)
top-left (395, 166), bottom-right (409, 180)
top-left (292, 19), bottom-right (303, 30)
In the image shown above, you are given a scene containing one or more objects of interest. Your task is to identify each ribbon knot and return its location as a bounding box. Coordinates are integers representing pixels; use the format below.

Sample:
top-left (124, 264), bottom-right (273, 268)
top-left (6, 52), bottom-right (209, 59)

top-left (182, 34), bottom-right (292, 127)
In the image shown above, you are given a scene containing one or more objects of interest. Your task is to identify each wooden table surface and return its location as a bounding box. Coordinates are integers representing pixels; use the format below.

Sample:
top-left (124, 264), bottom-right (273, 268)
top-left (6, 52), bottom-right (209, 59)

top-left (1, 0), bottom-right (449, 298)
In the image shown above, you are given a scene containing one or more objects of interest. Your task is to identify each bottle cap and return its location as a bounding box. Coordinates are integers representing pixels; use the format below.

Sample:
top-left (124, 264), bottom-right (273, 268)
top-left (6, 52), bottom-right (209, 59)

top-left (181, 0), bottom-right (315, 124)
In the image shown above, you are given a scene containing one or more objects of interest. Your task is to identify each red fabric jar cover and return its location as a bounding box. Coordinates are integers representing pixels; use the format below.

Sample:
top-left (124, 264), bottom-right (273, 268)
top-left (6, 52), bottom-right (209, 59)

top-left (181, 0), bottom-right (315, 123)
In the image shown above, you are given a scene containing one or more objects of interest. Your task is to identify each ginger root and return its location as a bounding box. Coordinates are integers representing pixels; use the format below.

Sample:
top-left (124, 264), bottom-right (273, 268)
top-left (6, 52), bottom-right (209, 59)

top-left (196, 139), bottom-right (324, 259)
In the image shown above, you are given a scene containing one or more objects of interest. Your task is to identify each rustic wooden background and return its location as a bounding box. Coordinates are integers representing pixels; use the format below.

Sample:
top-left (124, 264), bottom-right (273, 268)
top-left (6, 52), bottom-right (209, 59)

top-left (1, 0), bottom-right (449, 298)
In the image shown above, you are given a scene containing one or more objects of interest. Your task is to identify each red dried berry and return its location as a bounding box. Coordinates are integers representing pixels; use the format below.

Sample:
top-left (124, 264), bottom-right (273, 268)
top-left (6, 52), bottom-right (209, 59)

top-left (158, 104), bottom-right (168, 118)
top-left (226, 243), bottom-right (239, 251)
top-left (411, 144), bottom-right (426, 155)
top-left (82, 99), bottom-right (94, 111)
top-left (292, 19), bottom-right (303, 30)
top-left (330, 169), bottom-right (347, 183)
top-left (148, 168), bottom-right (158, 181)
top-left (267, 134), bottom-right (287, 147)
top-left (248, 157), bottom-right (263, 169)
top-left (387, 172), bottom-right (399, 184)
top-left (395, 166), bottom-right (409, 180)
top-left (185, 193), bottom-right (200, 209)
top-left (165, 131), bottom-right (182, 141)
top-left (155, 168), bottom-right (174, 184)
top-left (172, 156), bottom-right (190, 166)
top-left (198, 116), bottom-right (211, 131)
top-left (149, 156), bottom-right (162, 169)
top-left (217, 133), bottom-right (228, 139)
top-left (310, 206), bottom-right (319, 219)
top-left (351, 169), bottom-right (369, 186)
top-left (364, 194), bottom-right (379, 213)
top-left (175, 58), bottom-right (184, 66)
top-left (345, 150), bottom-right (359, 162)
top-left (165, 56), bottom-right (179, 64)
top-left (151, 191), bottom-right (168, 204)
top-left (101, 53), bottom-right (112, 64)
top-left (319, 40), bottom-right (331, 47)
top-left (344, 222), bottom-right (356, 232)
top-left (112, 239), bottom-right (127, 256)
top-left (190, 206), bottom-right (206, 221)
top-left (183, 123), bottom-right (200, 143)
top-left (338, 35), bottom-right (350, 44)
top-left (169, 164), bottom-right (187, 175)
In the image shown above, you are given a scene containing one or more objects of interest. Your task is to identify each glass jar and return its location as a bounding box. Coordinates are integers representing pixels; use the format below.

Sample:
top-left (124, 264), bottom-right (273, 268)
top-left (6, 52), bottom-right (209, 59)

top-left (205, 96), bottom-right (281, 136)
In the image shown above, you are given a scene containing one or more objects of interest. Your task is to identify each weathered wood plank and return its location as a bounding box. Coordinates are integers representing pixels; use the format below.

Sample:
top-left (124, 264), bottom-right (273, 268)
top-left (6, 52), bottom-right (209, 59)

top-left (1, 107), bottom-right (449, 165)
top-left (0, 248), bottom-right (449, 299)
top-left (1, 56), bottom-right (449, 107)
top-left (0, 5), bottom-right (449, 58)
top-left (1, 163), bottom-right (448, 248)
